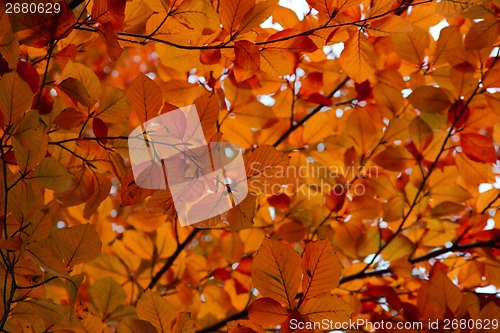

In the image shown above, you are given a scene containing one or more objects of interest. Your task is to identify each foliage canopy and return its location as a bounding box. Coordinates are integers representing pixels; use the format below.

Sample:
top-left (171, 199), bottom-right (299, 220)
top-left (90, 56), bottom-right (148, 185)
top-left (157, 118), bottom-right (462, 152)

top-left (0, 0), bottom-right (499, 332)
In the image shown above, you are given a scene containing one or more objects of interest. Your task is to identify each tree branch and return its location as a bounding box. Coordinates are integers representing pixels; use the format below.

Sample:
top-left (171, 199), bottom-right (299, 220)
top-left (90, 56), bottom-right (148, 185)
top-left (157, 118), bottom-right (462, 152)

top-left (273, 76), bottom-right (349, 147)
top-left (146, 228), bottom-right (201, 290)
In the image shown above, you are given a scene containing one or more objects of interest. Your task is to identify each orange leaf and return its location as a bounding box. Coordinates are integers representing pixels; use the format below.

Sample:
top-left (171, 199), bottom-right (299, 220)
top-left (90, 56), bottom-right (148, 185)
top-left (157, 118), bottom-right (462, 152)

top-left (127, 74), bottom-right (162, 123)
top-left (235, 40), bottom-right (260, 72)
top-left (220, 0), bottom-right (255, 33)
top-left (248, 298), bottom-right (288, 326)
top-left (245, 145), bottom-right (290, 195)
top-left (373, 146), bottom-right (415, 171)
top-left (408, 86), bottom-right (452, 113)
top-left (251, 238), bottom-right (301, 309)
top-left (301, 239), bottom-right (342, 299)
top-left (339, 31), bottom-right (376, 82)
top-left (200, 49), bottom-right (221, 65)
top-left (97, 22), bottom-right (123, 61)
top-left (265, 29), bottom-right (318, 53)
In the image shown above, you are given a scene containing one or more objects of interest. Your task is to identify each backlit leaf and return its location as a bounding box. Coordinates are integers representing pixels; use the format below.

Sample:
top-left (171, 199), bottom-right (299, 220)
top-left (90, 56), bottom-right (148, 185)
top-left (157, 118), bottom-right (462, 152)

top-left (251, 237), bottom-right (301, 308)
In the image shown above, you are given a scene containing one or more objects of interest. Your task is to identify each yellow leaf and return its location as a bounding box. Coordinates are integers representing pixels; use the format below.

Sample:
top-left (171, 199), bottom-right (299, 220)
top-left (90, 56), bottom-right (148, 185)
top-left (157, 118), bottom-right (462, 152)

top-left (381, 235), bottom-right (412, 261)
top-left (57, 77), bottom-right (96, 108)
top-left (12, 110), bottom-right (48, 172)
top-left (12, 299), bottom-right (69, 326)
top-left (51, 224), bottom-right (102, 267)
top-left (173, 313), bottom-right (195, 333)
top-left (433, 26), bottom-right (463, 66)
top-left (408, 86), bottom-right (453, 113)
top-left (456, 152), bottom-right (494, 188)
top-left (95, 86), bottom-right (130, 122)
top-left (301, 239), bottom-right (342, 299)
top-left (464, 19), bottom-right (500, 50)
top-left (251, 237), bottom-right (301, 308)
top-left (0, 72), bottom-right (33, 124)
top-left (173, 0), bottom-right (220, 33)
top-left (137, 290), bottom-right (176, 333)
top-left (90, 277), bottom-right (127, 316)
top-left (194, 92), bottom-right (220, 140)
top-left (33, 157), bottom-right (73, 192)
top-left (409, 116), bottom-right (433, 152)
top-left (339, 31), bottom-right (375, 82)
top-left (61, 62), bottom-right (101, 102)
top-left (429, 201), bottom-right (465, 217)
top-left (392, 26), bottom-right (430, 66)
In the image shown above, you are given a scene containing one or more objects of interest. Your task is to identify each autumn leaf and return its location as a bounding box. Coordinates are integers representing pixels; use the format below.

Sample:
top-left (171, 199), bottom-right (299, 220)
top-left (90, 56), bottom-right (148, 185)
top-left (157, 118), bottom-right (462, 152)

top-left (33, 157), bottom-right (73, 192)
top-left (460, 133), bottom-right (497, 163)
top-left (136, 290), bottom-right (176, 333)
top-left (50, 224), bottom-right (102, 267)
top-left (248, 297), bottom-right (288, 326)
top-left (301, 239), bottom-right (342, 299)
top-left (0, 1), bottom-right (499, 332)
top-left (408, 86), bottom-right (453, 113)
top-left (90, 277), bottom-right (127, 316)
top-left (299, 295), bottom-right (352, 323)
top-left (251, 237), bottom-right (301, 309)
top-left (339, 31), bottom-right (376, 82)
top-left (245, 145), bottom-right (290, 195)
top-left (0, 71), bottom-right (33, 124)
top-left (127, 73), bottom-right (163, 123)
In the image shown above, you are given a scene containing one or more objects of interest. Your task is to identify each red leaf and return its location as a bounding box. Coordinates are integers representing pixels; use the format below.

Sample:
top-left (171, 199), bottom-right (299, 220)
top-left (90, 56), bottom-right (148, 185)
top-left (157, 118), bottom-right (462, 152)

top-left (54, 108), bottom-right (86, 130)
top-left (307, 93), bottom-right (332, 106)
top-left (36, 88), bottom-right (54, 115)
top-left (91, 0), bottom-right (126, 30)
top-left (299, 72), bottom-right (323, 97)
top-left (92, 118), bottom-right (108, 145)
top-left (212, 268), bottom-right (231, 281)
top-left (355, 80), bottom-right (372, 100)
top-left (267, 193), bottom-right (290, 210)
top-left (16, 60), bottom-right (39, 93)
top-left (460, 133), bottom-right (497, 163)
top-left (448, 100), bottom-right (470, 128)
top-left (234, 278), bottom-right (249, 295)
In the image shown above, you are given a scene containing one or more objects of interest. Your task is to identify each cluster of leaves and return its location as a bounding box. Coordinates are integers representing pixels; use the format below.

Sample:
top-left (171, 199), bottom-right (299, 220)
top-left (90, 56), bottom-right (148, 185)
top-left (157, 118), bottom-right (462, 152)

top-left (0, 0), bottom-right (499, 332)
